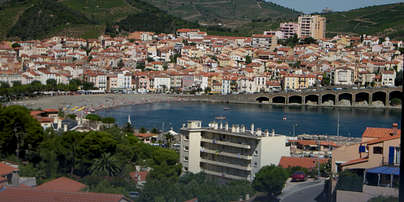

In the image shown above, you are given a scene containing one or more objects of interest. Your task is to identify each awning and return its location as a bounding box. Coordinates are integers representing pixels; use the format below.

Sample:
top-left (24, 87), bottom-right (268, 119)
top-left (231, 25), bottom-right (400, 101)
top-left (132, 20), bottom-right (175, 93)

top-left (367, 166), bottom-right (400, 176)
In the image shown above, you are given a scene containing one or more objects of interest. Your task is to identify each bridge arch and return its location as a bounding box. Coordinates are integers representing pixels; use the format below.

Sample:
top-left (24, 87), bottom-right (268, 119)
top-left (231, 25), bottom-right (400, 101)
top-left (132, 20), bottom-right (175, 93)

top-left (389, 91), bottom-right (402, 106)
top-left (272, 96), bottom-right (286, 104)
top-left (338, 93), bottom-right (352, 106)
top-left (289, 95), bottom-right (303, 104)
top-left (322, 94), bottom-right (336, 105)
top-left (305, 95), bottom-right (319, 105)
top-left (256, 96), bottom-right (270, 103)
top-left (372, 91), bottom-right (387, 106)
top-left (355, 92), bottom-right (370, 105)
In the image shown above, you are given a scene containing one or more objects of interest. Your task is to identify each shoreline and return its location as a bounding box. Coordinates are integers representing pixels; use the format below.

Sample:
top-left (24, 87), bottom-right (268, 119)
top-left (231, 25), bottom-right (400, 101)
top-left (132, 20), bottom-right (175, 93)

top-left (10, 94), bottom-right (402, 111)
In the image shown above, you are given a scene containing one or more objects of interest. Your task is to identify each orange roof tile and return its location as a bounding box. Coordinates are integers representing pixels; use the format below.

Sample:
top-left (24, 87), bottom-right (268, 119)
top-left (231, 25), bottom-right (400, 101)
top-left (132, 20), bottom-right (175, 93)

top-left (0, 162), bottom-right (18, 176)
top-left (0, 187), bottom-right (129, 202)
top-left (362, 126), bottom-right (400, 139)
top-left (279, 157), bottom-right (328, 169)
top-left (341, 158), bottom-right (368, 167)
top-left (35, 177), bottom-right (86, 192)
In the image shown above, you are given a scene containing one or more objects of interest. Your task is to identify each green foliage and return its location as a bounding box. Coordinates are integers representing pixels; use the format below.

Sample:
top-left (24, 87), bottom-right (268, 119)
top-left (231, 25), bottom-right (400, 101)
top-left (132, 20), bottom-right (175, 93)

top-left (286, 166), bottom-right (309, 176)
top-left (86, 114), bottom-right (102, 121)
top-left (252, 165), bottom-right (288, 197)
top-left (368, 196), bottom-right (399, 202)
top-left (8, 0), bottom-right (93, 40)
top-left (139, 173), bottom-right (255, 202)
top-left (67, 114), bottom-right (77, 120)
top-left (245, 55), bottom-right (252, 64)
top-left (395, 70), bottom-right (402, 86)
top-left (90, 153), bottom-right (121, 176)
top-left (139, 127), bottom-right (147, 133)
top-left (101, 117), bottom-right (115, 124)
top-left (0, 105), bottom-right (44, 160)
top-left (336, 170), bottom-right (363, 192)
top-left (151, 128), bottom-right (159, 134)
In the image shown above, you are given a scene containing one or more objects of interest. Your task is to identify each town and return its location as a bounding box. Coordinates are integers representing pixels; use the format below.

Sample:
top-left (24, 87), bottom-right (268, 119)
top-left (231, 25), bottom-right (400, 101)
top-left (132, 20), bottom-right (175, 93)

top-left (0, 12), bottom-right (402, 202)
top-left (0, 15), bottom-right (402, 100)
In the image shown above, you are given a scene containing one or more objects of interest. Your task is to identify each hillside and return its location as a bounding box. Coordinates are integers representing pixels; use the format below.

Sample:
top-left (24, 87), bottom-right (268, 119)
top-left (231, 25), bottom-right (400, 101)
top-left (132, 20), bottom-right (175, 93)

top-left (142, 0), bottom-right (300, 27)
top-left (324, 3), bottom-right (404, 40)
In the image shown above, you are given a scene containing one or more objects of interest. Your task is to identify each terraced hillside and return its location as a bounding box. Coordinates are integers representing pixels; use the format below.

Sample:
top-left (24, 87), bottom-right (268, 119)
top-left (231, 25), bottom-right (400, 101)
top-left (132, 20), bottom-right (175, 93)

top-left (324, 3), bottom-right (404, 40)
top-left (143, 0), bottom-right (300, 27)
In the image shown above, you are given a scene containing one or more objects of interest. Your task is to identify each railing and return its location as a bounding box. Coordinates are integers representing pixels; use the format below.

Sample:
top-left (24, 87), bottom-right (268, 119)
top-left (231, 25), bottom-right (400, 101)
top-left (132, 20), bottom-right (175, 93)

top-left (200, 158), bottom-right (251, 171)
top-left (201, 147), bottom-right (252, 160)
top-left (201, 169), bottom-right (247, 181)
top-left (201, 138), bottom-right (251, 149)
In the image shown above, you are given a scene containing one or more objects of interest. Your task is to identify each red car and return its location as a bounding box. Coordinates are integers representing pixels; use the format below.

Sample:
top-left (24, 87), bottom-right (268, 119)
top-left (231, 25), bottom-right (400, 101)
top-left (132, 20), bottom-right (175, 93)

top-left (291, 171), bottom-right (306, 182)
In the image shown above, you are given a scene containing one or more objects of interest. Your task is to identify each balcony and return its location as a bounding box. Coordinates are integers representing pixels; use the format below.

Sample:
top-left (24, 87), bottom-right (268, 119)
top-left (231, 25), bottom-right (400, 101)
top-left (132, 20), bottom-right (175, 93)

top-left (201, 138), bottom-right (251, 149)
top-left (200, 158), bottom-right (251, 171)
top-left (201, 147), bottom-right (252, 160)
top-left (201, 169), bottom-right (247, 181)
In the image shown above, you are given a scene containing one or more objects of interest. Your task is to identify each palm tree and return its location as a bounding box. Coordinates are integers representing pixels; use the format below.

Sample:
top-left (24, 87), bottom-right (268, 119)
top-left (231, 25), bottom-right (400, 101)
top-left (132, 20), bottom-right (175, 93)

top-left (90, 153), bottom-right (121, 176)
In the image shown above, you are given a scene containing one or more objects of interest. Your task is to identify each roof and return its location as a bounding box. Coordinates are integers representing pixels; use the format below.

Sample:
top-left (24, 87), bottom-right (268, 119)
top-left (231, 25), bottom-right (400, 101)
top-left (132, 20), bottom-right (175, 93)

top-left (129, 171), bottom-right (148, 182)
top-left (35, 177), bottom-right (86, 192)
top-left (134, 133), bottom-right (157, 138)
top-left (341, 158), bottom-right (368, 167)
top-left (0, 187), bottom-right (130, 202)
top-left (364, 134), bottom-right (400, 145)
top-left (362, 127), bottom-right (401, 139)
top-left (279, 157), bottom-right (328, 169)
top-left (367, 166), bottom-right (399, 176)
top-left (0, 162), bottom-right (18, 176)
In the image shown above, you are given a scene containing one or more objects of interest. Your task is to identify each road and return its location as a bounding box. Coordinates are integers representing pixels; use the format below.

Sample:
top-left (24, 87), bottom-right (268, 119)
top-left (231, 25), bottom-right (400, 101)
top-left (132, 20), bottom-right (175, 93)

top-left (279, 179), bottom-right (326, 202)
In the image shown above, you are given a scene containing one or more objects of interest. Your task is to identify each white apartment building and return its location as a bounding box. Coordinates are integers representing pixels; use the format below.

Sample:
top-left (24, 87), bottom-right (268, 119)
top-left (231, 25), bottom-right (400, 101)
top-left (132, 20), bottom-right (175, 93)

top-left (180, 121), bottom-right (290, 182)
top-left (117, 72), bottom-right (132, 89)
top-left (153, 77), bottom-right (171, 91)
top-left (332, 67), bottom-right (354, 85)
top-left (221, 79), bottom-right (231, 95)
top-left (381, 71), bottom-right (396, 87)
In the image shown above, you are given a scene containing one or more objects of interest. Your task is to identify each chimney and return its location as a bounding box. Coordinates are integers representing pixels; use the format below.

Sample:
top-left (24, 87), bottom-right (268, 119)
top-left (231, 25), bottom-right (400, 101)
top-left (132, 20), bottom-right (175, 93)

top-left (219, 122), bottom-right (223, 129)
top-left (265, 129), bottom-right (269, 137)
top-left (235, 124), bottom-right (240, 133)
top-left (213, 122), bottom-right (218, 130)
top-left (251, 123), bottom-right (255, 134)
top-left (225, 123), bottom-right (229, 131)
top-left (256, 128), bottom-right (262, 136)
top-left (271, 129), bottom-right (275, 136)
top-left (241, 125), bottom-right (246, 133)
top-left (392, 123), bottom-right (399, 136)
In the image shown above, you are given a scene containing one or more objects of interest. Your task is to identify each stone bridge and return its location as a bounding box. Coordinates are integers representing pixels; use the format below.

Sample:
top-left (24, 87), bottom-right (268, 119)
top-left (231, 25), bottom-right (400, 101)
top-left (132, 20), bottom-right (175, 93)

top-left (191, 87), bottom-right (403, 108)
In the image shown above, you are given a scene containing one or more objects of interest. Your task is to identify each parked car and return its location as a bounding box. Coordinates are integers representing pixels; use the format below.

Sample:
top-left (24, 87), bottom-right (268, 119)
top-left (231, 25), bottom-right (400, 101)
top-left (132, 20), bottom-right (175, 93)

top-left (128, 191), bottom-right (139, 198)
top-left (291, 171), bottom-right (306, 182)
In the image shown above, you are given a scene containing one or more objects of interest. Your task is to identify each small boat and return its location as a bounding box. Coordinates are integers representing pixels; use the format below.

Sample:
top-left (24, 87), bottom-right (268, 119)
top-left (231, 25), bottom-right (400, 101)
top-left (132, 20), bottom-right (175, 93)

top-left (224, 107), bottom-right (232, 111)
top-left (215, 116), bottom-right (226, 120)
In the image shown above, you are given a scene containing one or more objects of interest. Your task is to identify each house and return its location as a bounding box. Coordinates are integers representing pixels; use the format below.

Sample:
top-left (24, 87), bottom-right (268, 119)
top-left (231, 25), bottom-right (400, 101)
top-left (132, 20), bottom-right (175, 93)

top-left (279, 156), bottom-right (329, 170)
top-left (129, 171), bottom-right (148, 188)
top-left (134, 133), bottom-right (159, 144)
top-left (0, 187), bottom-right (131, 202)
top-left (35, 177), bottom-right (87, 192)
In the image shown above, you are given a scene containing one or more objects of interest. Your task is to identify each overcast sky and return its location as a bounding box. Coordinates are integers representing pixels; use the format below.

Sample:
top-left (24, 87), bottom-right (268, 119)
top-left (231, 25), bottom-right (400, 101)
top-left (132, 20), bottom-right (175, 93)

top-left (267, 0), bottom-right (404, 13)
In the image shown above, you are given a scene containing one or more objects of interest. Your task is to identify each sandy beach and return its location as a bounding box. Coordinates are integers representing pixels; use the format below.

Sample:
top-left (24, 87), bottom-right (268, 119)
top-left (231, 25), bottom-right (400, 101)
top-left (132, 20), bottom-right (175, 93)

top-left (10, 94), bottom-right (181, 112)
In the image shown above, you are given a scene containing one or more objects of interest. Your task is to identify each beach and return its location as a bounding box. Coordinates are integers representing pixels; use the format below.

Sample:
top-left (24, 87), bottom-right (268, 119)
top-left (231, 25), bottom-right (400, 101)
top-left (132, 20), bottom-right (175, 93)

top-left (10, 94), bottom-right (180, 112)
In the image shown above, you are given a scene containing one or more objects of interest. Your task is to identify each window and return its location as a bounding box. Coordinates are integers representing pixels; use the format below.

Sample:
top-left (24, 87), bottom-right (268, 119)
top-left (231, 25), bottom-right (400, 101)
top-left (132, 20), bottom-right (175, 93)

top-left (373, 146), bottom-right (383, 154)
top-left (184, 146), bottom-right (189, 152)
top-left (184, 135), bottom-right (189, 141)
top-left (184, 156), bottom-right (189, 162)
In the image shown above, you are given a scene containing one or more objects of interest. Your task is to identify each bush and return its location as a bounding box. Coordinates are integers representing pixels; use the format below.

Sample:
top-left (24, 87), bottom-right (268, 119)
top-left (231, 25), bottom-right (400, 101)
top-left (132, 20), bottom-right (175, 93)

top-left (86, 114), bottom-right (102, 121)
top-left (336, 170), bottom-right (363, 192)
top-left (102, 117), bottom-right (116, 124)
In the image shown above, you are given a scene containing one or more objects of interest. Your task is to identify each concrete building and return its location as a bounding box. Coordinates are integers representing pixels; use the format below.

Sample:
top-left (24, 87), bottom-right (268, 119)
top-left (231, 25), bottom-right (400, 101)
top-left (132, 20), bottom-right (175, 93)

top-left (298, 15), bottom-right (326, 40)
top-left (279, 22), bottom-right (298, 39)
top-left (381, 71), bottom-right (396, 87)
top-left (332, 67), bottom-right (354, 86)
top-left (251, 34), bottom-right (278, 49)
top-left (180, 121), bottom-right (290, 182)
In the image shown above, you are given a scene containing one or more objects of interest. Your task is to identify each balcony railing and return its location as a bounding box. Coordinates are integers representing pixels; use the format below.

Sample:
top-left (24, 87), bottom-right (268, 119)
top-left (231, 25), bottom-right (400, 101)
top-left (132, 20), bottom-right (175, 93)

top-left (200, 158), bottom-right (251, 171)
top-left (201, 138), bottom-right (251, 149)
top-left (201, 169), bottom-right (247, 181)
top-left (201, 147), bottom-right (252, 160)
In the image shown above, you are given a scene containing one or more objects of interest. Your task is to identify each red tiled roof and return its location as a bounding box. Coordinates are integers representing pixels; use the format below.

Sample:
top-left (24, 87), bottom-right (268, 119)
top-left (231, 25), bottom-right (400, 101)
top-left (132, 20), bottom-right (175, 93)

top-left (341, 158), bottom-right (368, 167)
top-left (362, 127), bottom-right (401, 139)
top-left (0, 162), bottom-right (18, 176)
top-left (0, 187), bottom-right (129, 202)
top-left (134, 133), bottom-right (157, 138)
top-left (279, 157), bottom-right (328, 169)
top-left (364, 134), bottom-right (400, 145)
top-left (129, 171), bottom-right (148, 182)
top-left (35, 177), bottom-right (86, 192)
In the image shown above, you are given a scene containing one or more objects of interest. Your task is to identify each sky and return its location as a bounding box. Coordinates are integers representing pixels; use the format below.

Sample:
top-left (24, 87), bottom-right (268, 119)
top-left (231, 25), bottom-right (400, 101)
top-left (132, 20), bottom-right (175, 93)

top-left (266, 0), bottom-right (404, 13)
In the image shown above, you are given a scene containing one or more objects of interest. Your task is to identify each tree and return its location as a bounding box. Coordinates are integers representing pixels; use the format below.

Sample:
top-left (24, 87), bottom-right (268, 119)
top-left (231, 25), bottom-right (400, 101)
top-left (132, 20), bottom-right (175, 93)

top-left (46, 79), bottom-right (57, 89)
top-left (90, 153), bottom-right (121, 176)
top-left (0, 105), bottom-right (44, 160)
top-left (139, 127), bottom-right (147, 133)
top-left (204, 87), bottom-right (211, 94)
top-left (245, 56), bottom-right (252, 64)
top-left (395, 70), bottom-right (403, 86)
top-left (86, 114), bottom-right (102, 121)
top-left (252, 165), bottom-right (288, 197)
top-left (123, 122), bottom-right (134, 133)
top-left (151, 128), bottom-right (159, 134)
top-left (102, 117), bottom-right (116, 124)
top-left (303, 37), bottom-right (316, 44)
top-left (321, 73), bottom-right (331, 86)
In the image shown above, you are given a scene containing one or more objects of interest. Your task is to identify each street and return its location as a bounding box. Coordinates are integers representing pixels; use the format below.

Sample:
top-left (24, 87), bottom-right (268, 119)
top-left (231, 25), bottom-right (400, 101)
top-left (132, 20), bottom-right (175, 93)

top-left (279, 179), bottom-right (326, 202)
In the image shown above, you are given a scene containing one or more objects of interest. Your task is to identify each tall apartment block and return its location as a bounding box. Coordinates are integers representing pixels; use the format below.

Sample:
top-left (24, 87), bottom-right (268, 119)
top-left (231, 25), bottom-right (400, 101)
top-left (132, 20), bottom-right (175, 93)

top-left (297, 15), bottom-right (326, 40)
top-left (180, 121), bottom-right (290, 182)
top-left (280, 22), bottom-right (298, 39)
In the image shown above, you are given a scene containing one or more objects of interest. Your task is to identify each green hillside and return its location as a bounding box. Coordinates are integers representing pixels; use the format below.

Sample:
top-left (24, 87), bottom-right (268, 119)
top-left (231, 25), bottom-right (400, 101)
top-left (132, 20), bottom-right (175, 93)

top-left (142, 0), bottom-right (300, 27)
top-left (324, 3), bottom-right (404, 40)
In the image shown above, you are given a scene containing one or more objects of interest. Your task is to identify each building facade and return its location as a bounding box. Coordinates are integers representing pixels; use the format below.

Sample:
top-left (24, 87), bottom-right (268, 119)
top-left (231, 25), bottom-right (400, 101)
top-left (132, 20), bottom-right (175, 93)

top-left (180, 121), bottom-right (290, 182)
top-left (297, 15), bottom-right (326, 40)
